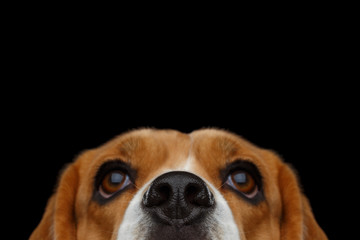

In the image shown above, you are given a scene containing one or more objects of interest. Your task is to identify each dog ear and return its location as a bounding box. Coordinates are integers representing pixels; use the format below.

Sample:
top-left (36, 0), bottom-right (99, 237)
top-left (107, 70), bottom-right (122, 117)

top-left (278, 163), bottom-right (328, 240)
top-left (30, 163), bottom-right (79, 240)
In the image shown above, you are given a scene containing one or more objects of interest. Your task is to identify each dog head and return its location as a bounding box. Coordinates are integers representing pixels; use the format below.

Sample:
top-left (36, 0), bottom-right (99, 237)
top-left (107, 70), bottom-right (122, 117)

top-left (30, 128), bottom-right (327, 240)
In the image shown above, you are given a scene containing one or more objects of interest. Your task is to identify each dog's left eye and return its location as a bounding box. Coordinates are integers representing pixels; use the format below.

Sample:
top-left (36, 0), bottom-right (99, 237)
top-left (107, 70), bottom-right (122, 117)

top-left (226, 170), bottom-right (258, 199)
top-left (99, 170), bottom-right (131, 198)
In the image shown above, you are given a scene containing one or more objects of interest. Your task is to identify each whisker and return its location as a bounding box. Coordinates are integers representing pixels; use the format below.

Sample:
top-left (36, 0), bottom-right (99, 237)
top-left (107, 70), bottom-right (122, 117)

top-left (215, 181), bottom-right (227, 190)
top-left (133, 183), bottom-right (141, 190)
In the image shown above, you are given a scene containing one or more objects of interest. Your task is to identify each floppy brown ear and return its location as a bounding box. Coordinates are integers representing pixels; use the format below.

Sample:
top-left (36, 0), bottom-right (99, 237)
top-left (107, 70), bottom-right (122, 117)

top-left (279, 163), bottom-right (328, 240)
top-left (30, 163), bottom-right (79, 240)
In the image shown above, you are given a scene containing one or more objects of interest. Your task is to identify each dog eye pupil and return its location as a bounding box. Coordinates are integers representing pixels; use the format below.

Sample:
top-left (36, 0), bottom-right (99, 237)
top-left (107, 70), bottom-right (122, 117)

top-left (110, 172), bottom-right (124, 184)
top-left (100, 170), bottom-right (129, 197)
top-left (227, 170), bottom-right (258, 199)
top-left (233, 172), bottom-right (247, 184)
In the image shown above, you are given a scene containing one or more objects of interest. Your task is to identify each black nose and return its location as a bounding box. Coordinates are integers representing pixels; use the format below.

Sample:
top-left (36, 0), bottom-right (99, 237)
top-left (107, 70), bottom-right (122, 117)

top-left (142, 171), bottom-right (215, 226)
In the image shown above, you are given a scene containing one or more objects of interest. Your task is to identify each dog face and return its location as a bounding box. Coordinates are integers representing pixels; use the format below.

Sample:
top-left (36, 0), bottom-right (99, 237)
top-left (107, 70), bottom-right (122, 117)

top-left (30, 129), bottom-right (327, 240)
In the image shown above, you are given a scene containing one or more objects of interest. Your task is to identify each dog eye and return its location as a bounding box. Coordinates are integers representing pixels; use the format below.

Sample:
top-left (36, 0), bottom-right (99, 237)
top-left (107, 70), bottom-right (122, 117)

top-left (99, 170), bottom-right (131, 198)
top-left (226, 170), bottom-right (258, 198)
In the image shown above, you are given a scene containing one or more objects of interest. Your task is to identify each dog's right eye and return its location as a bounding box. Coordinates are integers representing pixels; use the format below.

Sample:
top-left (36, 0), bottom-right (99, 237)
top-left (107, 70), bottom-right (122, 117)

top-left (99, 170), bottom-right (131, 198)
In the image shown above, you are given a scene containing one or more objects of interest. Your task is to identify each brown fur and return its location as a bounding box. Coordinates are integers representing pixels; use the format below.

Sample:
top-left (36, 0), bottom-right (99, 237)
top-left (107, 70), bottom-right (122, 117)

top-left (30, 128), bottom-right (327, 240)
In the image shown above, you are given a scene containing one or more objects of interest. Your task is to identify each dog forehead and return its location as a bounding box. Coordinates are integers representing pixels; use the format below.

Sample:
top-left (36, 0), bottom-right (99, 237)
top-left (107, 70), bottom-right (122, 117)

top-left (104, 128), bottom-right (248, 150)
top-left (84, 128), bottom-right (266, 179)
top-left (90, 129), bottom-right (191, 166)
top-left (114, 128), bottom-right (192, 156)
top-left (94, 128), bottom-right (262, 162)
top-left (190, 128), bottom-right (261, 156)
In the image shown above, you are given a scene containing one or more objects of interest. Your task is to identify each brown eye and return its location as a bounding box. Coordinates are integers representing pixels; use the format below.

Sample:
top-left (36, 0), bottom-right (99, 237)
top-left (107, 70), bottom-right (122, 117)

top-left (99, 170), bottom-right (130, 198)
top-left (226, 170), bottom-right (258, 198)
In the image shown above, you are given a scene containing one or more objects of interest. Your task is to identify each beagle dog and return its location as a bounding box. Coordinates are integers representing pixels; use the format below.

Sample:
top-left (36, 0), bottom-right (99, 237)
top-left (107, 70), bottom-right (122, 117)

top-left (30, 128), bottom-right (327, 240)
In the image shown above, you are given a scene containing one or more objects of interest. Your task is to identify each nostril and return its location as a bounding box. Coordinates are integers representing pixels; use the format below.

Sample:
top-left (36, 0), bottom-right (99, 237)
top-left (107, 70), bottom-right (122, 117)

top-left (185, 184), bottom-right (201, 205)
top-left (157, 185), bottom-right (171, 204)
top-left (185, 184), bottom-right (214, 207)
top-left (142, 171), bottom-right (215, 226)
top-left (143, 183), bottom-right (171, 207)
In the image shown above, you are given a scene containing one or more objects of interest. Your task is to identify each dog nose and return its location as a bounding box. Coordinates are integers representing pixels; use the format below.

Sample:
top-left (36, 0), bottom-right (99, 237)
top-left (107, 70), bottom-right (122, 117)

top-left (142, 171), bottom-right (215, 226)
